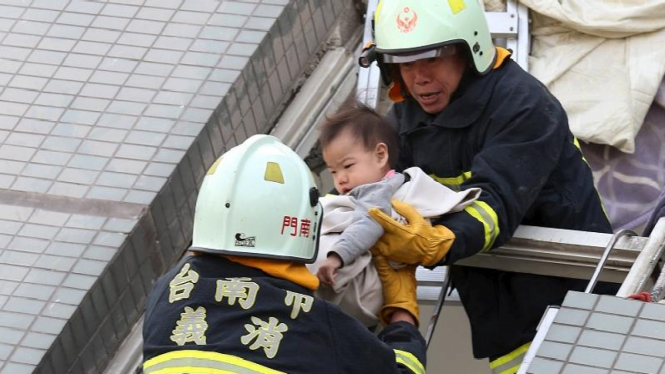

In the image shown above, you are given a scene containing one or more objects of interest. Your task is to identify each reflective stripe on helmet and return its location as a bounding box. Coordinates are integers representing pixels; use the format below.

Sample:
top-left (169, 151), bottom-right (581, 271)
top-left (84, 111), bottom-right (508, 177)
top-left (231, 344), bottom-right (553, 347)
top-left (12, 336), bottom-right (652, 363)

top-left (381, 44), bottom-right (458, 64)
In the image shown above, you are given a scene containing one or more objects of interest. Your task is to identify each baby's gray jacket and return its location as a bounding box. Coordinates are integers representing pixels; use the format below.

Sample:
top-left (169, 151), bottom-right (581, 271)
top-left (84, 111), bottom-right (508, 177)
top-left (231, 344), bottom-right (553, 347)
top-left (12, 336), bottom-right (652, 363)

top-left (331, 173), bottom-right (405, 266)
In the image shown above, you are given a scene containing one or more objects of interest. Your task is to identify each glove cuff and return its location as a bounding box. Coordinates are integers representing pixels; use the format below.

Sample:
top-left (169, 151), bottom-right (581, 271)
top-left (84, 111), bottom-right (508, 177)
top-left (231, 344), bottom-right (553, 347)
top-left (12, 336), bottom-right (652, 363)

top-left (422, 226), bottom-right (455, 266)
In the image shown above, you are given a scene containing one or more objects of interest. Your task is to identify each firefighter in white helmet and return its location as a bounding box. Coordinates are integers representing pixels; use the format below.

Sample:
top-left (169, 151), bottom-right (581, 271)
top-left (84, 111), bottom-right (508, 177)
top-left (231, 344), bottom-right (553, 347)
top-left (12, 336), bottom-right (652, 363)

top-left (362, 1), bottom-right (617, 373)
top-left (142, 135), bottom-right (426, 374)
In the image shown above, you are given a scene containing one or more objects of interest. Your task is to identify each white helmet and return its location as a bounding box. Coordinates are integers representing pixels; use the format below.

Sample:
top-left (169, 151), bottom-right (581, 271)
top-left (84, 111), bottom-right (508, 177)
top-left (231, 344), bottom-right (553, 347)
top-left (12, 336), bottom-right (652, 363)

top-left (373, 0), bottom-right (496, 74)
top-left (191, 134), bottom-right (322, 263)
top-left (360, 0), bottom-right (496, 85)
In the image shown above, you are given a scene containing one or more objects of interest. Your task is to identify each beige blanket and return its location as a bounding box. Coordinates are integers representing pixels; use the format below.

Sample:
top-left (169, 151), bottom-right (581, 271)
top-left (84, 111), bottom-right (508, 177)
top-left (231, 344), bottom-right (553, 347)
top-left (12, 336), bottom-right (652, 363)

top-left (520, 0), bottom-right (665, 153)
top-left (307, 167), bottom-right (481, 326)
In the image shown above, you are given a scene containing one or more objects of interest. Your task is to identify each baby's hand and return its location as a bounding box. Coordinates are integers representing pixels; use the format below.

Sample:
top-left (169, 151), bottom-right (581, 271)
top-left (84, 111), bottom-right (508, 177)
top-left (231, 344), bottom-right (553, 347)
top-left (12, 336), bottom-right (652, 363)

top-left (316, 253), bottom-right (343, 286)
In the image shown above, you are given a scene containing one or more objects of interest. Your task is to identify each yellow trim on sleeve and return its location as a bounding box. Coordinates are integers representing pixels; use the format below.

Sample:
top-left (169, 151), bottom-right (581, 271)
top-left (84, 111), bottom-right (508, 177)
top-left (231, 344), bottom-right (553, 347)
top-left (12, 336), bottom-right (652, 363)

top-left (428, 172), bottom-right (499, 251)
top-left (464, 201), bottom-right (500, 252)
top-left (394, 349), bottom-right (426, 374)
top-left (428, 171), bottom-right (472, 191)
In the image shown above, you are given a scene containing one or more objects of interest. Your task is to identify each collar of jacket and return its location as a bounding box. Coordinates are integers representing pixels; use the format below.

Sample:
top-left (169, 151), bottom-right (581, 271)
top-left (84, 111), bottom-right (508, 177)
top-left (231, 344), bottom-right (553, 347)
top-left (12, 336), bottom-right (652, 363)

top-left (225, 255), bottom-right (320, 291)
top-left (398, 47), bottom-right (512, 133)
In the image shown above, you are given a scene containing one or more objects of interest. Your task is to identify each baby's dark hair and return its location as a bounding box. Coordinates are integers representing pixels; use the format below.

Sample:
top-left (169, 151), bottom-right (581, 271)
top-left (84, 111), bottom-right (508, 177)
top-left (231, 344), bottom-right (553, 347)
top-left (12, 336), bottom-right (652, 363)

top-left (319, 100), bottom-right (399, 167)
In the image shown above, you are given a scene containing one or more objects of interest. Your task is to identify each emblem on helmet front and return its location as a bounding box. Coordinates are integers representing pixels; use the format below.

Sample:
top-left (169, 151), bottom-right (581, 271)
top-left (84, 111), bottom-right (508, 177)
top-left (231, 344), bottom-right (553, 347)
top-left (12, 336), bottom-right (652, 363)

top-left (396, 7), bottom-right (418, 33)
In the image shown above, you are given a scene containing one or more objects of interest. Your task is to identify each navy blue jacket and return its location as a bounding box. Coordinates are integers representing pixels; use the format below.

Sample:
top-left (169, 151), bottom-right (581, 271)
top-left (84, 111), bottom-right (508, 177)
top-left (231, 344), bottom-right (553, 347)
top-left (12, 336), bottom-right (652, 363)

top-left (143, 254), bottom-right (426, 373)
top-left (388, 57), bottom-right (613, 359)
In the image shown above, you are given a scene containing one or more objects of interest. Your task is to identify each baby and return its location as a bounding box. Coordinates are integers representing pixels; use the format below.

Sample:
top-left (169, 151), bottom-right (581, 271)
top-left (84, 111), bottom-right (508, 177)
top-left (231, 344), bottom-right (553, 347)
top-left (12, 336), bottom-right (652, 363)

top-left (316, 102), bottom-right (404, 286)
top-left (308, 100), bottom-right (480, 326)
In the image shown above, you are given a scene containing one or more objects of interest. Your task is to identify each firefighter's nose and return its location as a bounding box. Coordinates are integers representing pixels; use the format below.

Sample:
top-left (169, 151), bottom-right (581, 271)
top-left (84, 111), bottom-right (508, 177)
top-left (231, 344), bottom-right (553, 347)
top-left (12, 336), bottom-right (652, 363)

top-left (414, 67), bottom-right (432, 84)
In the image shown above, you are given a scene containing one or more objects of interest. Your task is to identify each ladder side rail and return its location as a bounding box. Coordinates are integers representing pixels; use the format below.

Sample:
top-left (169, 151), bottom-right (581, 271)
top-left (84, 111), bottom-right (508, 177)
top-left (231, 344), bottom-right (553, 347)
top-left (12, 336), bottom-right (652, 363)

top-left (617, 217), bottom-right (665, 297)
top-left (501, 0), bottom-right (530, 72)
top-left (357, 0), bottom-right (381, 108)
top-left (459, 226), bottom-right (645, 283)
top-left (457, 254), bottom-right (632, 284)
top-left (515, 2), bottom-right (530, 72)
top-left (424, 267), bottom-right (450, 347)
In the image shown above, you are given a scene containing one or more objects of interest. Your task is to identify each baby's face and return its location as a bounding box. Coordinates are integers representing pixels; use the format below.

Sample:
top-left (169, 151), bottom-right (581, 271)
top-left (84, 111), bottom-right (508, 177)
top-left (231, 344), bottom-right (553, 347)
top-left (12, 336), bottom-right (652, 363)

top-left (322, 130), bottom-right (388, 195)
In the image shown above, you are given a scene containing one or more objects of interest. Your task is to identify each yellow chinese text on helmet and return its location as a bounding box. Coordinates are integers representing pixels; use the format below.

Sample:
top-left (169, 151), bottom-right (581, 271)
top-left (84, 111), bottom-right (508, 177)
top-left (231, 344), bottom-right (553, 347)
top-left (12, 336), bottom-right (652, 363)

top-left (191, 135), bottom-right (323, 263)
top-left (373, 0), bottom-right (496, 74)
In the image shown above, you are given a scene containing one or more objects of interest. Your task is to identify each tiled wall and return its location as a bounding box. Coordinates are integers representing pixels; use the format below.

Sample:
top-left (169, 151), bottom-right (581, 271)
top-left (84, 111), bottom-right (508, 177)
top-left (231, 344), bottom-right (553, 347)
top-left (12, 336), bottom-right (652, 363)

top-left (528, 291), bottom-right (665, 374)
top-left (0, 0), bottom-right (351, 372)
top-left (0, 199), bottom-right (148, 374)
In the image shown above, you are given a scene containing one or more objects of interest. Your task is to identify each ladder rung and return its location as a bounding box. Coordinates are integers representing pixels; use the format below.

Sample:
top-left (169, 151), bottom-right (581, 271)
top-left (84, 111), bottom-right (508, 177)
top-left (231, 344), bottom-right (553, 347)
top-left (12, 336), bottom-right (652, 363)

top-left (486, 11), bottom-right (520, 38)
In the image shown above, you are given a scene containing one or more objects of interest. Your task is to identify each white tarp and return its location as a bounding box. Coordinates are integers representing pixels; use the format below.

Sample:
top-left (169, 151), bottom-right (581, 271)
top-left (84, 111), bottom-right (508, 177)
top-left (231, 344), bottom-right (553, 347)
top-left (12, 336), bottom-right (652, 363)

top-left (520, 0), bottom-right (665, 153)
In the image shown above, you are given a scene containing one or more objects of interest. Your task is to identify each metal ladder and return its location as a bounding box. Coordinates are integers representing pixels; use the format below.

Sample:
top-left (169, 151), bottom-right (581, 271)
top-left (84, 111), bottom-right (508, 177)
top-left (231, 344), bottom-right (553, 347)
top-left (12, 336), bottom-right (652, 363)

top-left (516, 218), bottom-right (665, 373)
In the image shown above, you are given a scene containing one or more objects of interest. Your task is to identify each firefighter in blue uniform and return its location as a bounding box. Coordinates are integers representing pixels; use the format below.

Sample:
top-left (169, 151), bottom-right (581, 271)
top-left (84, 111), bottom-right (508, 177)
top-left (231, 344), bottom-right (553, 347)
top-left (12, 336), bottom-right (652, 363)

top-left (362, 1), bottom-right (615, 373)
top-left (142, 135), bottom-right (426, 374)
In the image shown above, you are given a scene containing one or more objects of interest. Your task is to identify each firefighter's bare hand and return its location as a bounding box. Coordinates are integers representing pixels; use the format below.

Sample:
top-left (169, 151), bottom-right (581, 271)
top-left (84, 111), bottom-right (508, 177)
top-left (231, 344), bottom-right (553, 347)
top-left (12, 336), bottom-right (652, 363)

top-left (317, 253), bottom-right (342, 286)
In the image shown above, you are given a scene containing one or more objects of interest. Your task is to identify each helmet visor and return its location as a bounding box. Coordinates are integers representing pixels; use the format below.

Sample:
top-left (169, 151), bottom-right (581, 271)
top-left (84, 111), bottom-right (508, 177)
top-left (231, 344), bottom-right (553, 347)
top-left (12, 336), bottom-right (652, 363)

top-left (381, 44), bottom-right (458, 64)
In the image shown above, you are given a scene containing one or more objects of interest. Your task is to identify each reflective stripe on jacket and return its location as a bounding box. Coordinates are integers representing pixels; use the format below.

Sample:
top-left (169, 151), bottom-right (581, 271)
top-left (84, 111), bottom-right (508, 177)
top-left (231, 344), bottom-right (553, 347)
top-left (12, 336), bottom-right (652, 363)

top-left (143, 350), bottom-right (285, 374)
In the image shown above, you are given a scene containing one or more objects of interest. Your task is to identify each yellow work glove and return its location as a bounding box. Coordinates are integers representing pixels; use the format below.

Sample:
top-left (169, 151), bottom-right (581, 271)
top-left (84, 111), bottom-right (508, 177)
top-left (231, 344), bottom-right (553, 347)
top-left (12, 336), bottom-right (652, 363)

top-left (369, 200), bottom-right (455, 267)
top-left (374, 255), bottom-right (419, 326)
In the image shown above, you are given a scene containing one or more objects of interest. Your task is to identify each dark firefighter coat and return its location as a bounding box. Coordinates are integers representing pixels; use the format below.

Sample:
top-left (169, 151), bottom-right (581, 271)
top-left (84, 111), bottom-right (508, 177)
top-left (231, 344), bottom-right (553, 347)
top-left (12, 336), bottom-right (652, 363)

top-left (387, 54), bottom-right (613, 360)
top-left (143, 254), bottom-right (426, 374)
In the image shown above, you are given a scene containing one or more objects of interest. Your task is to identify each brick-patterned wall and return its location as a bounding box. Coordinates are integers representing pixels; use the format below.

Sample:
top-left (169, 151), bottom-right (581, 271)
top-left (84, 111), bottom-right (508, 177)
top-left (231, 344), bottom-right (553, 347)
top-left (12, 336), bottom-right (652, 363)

top-left (0, 0), bottom-right (351, 372)
top-left (528, 291), bottom-right (665, 374)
